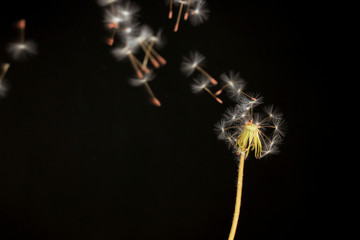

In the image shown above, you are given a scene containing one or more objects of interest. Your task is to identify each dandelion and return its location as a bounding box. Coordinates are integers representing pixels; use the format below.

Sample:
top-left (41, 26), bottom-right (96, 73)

top-left (0, 63), bottom-right (10, 98)
top-left (8, 19), bottom-right (37, 61)
top-left (189, 0), bottom-right (209, 25)
top-left (191, 75), bottom-right (222, 104)
top-left (129, 72), bottom-right (161, 107)
top-left (215, 98), bottom-right (286, 240)
top-left (181, 51), bottom-right (217, 85)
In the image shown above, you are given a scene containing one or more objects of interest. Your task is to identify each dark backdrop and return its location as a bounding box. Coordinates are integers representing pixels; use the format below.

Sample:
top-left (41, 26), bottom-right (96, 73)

top-left (0, 0), bottom-right (331, 239)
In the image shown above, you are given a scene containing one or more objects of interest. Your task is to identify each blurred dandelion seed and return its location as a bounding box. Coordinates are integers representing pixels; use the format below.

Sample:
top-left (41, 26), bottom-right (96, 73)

top-left (181, 51), bottom-right (217, 85)
top-left (191, 76), bottom-right (222, 104)
top-left (8, 19), bottom-right (37, 61)
top-left (142, 30), bottom-right (166, 67)
top-left (189, 0), bottom-right (209, 25)
top-left (136, 27), bottom-right (161, 69)
top-left (173, 0), bottom-right (190, 32)
top-left (0, 63), bottom-right (10, 98)
top-left (129, 72), bottom-right (161, 107)
top-left (97, 0), bottom-right (118, 7)
top-left (215, 71), bottom-right (246, 97)
top-left (215, 98), bottom-right (286, 240)
top-left (112, 44), bottom-right (147, 79)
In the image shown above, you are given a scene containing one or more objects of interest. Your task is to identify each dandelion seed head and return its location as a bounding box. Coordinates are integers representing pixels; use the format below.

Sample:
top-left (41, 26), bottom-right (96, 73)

top-left (216, 101), bottom-right (285, 159)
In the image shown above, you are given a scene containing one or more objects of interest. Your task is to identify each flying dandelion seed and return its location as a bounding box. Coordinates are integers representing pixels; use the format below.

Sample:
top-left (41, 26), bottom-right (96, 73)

top-left (181, 51), bottom-right (217, 85)
top-left (142, 29), bottom-right (166, 67)
top-left (167, 0), bottom-right (174, 19)
top-left (215, 98), bottom-right (286, 240)
top-left (215, 71), bottom-right (246, 97)
top-left (118, 1), bottom-right (140, 22)
top-left (191, 75), bottom-right (222, 104)
top-left (7, 41), bottom-right (37, 61)
top-left (102, 1), bottom-right (140, 45)
top-left (112, 40), bottom-right (148, 79)
top-left (8, 19), bottom-right (37, 61)
top-left (189, 0), bottom-right (209, 25)
top-left (0, 63), bottom-right (10, 98)
top-left (173, 0), bottom-right (190, 32)
top-left (129, 72), bottom-right (161, 107)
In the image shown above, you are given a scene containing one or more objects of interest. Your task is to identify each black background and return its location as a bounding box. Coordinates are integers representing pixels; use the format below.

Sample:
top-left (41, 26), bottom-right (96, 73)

top-left (0, 0), bottom-right (331, 239)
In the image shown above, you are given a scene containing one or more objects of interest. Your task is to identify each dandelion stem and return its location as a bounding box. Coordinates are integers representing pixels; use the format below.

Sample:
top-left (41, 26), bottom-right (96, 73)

top-left (195, 66), bottom-right (218, 85)
top-left (228, 152), bottom-right (245, 240)
top-left (174, 2), bottom-right (184, 32)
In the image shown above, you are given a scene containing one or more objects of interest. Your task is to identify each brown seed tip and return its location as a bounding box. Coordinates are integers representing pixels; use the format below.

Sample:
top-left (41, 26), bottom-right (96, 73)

top-left (105, 37), bottom-right (114, 46)
top-left (16, 19), bottom-right (26, 29)
top-left (157, 56), bottom-right (167, 65)
top-left (174, 23), bottom-right (179, 32)
top-left (150, 58), bottom-right (160, 68)
top-left (209, 78), bottom-right (218, 85)
top-left (184, 12), bottom-right (189, 20)
top-left (216, 97), bottom-right (223, 104)
top-left (151, 98), bottom-right (161, 107)
top-left (141, 66), bottom-right (150, 74)
top-left (136, 70), bottom-right (144, 79)
top-left (168, 11), bottom-right (173, 19)
top-left (107, 22), bottom-right (118, 29)
top-left (215, 89), bottom-right (223, 96)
